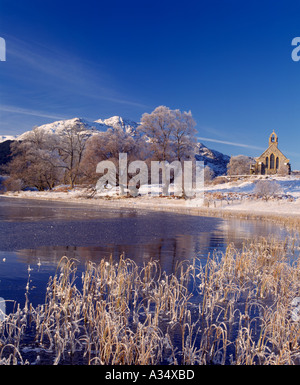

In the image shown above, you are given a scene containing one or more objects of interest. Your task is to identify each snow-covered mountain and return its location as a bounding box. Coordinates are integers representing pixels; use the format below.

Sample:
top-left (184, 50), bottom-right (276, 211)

top-left (195, 142), bottom-right (230, 176)
top-left (95, 116), bottom-right (139, 135)
top-left (0, 116), bottom-right (231, 176)
top-left (17, 116), bottom-right (139, 141)
top-left (0, 135), bottom-right (18, 143)
top-left (17, 117), bottom-right (108, 141)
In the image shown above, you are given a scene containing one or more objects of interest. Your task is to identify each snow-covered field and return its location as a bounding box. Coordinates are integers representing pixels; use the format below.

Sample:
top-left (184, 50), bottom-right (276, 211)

top-left (206, 176), bottom-right (300, 197)
top-left (4, 176), bottom-right (300, 218)
top-left (202, 176), bottom-right (300, 217)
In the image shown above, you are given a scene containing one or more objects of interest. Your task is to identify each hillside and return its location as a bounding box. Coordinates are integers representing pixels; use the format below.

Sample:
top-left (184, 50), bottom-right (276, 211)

top-left (17, 117), bottom-right (106, 141)
top-left (0, 116), bottom-right (230, 175)
top-left (195, 143), bottom-right (230, 176)
top-left (17, 115), bottom-right (139, 141)
top-left (0, 140), bottom-right (15, 166)
top-left (95, 116), bottom-right (139, 135)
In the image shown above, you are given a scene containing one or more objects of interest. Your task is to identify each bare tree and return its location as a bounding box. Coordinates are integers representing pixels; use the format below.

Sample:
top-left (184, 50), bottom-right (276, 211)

top-left (80, 129), bottom-right (147, 194)
top-left (5, 128), bottom-right (64, 191)
top-left (204, 165), bottom-right (214, 184)
top-left (138, 106), bottom-right (176, 162)
top-left (53, 123), bottom-right (90, 188)
top-left (173, 109), bottom-right (197, 161)
top-left (227, 155), bottom-right (255, 176)
top-left (254, 180), bottom-right (281, 201)
top-left (277, 162), bottom-right (290, 176)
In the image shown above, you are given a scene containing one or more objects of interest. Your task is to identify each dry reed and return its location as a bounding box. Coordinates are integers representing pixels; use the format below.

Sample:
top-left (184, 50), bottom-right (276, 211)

top-left (1, 236), bottom-right (300, 365)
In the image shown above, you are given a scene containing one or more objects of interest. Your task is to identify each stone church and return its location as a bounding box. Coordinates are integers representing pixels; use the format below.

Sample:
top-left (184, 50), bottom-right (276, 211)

top-left (250, 131), bottom-right (291, 175)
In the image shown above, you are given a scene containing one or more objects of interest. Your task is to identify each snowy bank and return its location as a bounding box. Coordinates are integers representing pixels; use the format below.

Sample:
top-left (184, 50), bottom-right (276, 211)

top-left (3, 176), bottom-right (300, 222)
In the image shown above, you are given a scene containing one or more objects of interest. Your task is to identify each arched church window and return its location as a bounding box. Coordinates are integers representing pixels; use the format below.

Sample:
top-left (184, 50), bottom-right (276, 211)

top-left (266, 157), bottom-right (269, 168)
top-left (270, 153), bottom-right (275, 169)
top-left (276, 157), bottom-right (279, 169)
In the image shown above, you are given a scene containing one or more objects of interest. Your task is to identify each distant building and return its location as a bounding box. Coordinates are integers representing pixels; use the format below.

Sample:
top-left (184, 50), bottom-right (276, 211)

top-left (250, 131), bottom-right (291, 175)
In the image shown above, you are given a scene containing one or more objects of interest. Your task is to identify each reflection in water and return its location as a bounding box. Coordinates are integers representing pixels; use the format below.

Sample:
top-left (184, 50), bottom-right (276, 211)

top-left (0, 196), bottom-right (143, 222)
top-left (15, 218), bottom-right (290, 276)
top-left (15, 232), bottom-right (221, 276)
top-left (0, 196), bottom-right (293, 308)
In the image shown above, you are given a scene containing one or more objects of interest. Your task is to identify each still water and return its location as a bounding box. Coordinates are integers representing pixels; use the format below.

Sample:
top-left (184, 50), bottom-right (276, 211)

top-left (0, 196), bottom-right (291, 311)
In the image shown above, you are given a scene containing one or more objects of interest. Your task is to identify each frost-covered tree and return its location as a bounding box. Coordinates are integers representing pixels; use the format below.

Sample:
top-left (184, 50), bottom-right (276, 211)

top-left (5, 123), bottom-right (91, 190)
top-left (172, 109), bottom-right (197, 162)
top-left (227, 155), bottom-right (255, 176)
top-left (277, 162), bottom-right (290, 176)
top-left (5, 128), bottom-right (64, 191)
top-left (254, 180), bottom-right (281, 201)
top-left (138, 106), bottom-right (176, 162)
top-left (137, 106), bottom-right (197, 195)
top-left (204, 165), bottom-right (214, 183)
top-left (138, 106), bottom-right (196, 162)
top-left (79, 129), bottom-right (147, 194)
top-left (53, 123), bottom-right (90, 188)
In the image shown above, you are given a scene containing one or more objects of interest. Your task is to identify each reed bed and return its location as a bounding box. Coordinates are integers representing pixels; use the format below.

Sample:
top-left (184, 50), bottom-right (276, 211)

top-left (1, 237), bottom-right (300, 365)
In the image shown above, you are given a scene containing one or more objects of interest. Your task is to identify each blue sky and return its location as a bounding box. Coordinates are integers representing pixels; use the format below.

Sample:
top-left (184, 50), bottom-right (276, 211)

top-left (1, 0), bottom-right (300, 167)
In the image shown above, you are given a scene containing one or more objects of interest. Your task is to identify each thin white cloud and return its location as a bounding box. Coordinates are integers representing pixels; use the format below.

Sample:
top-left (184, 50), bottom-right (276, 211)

top-left (0, 105), bottom-right (67, 120)
top-left (6, 36), bottom-right (149, 109)
top-left (197, 136), bottom-right (264, 151)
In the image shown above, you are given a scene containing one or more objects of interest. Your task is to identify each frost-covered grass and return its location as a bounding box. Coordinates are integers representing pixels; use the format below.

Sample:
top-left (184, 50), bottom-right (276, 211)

top-left (1, 237), bottom-right (300, 365)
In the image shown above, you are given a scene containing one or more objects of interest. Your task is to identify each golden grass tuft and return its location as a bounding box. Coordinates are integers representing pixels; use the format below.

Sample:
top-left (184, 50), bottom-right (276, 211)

top-left (1, 237), bottom-right (300, 365)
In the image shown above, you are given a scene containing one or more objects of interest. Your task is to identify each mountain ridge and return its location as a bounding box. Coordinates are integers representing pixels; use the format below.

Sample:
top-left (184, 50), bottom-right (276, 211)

top-left (0, 115), bottom-right (230, 175)
top-left (196, 143), bottom-right (230, 176)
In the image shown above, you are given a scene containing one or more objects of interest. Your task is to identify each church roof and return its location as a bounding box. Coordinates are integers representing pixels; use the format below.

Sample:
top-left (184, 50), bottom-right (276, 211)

top-left (256, 131), bottom-right (289, 162)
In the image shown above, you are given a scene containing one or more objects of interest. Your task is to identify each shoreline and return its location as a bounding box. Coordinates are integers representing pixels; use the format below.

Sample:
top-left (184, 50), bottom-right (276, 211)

top-left (3, 190), bottom-right (300, 228)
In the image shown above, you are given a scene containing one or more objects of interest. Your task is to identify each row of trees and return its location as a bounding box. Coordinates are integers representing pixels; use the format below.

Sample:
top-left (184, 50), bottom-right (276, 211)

top-left (5, 121), bottom-right (88, 191)
top-left (3, 106), bottom-right (198, 193)
top-left (4, 104), bottom-right (289, 193)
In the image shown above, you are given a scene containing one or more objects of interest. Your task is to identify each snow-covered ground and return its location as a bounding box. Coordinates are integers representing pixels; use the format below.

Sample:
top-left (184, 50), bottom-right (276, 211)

top-left (205, 176), bottom-right (300, 198)
top-left (203, 176), bottom-right (300, 217)
top-left (4, 176), bottom-right (300, 218)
